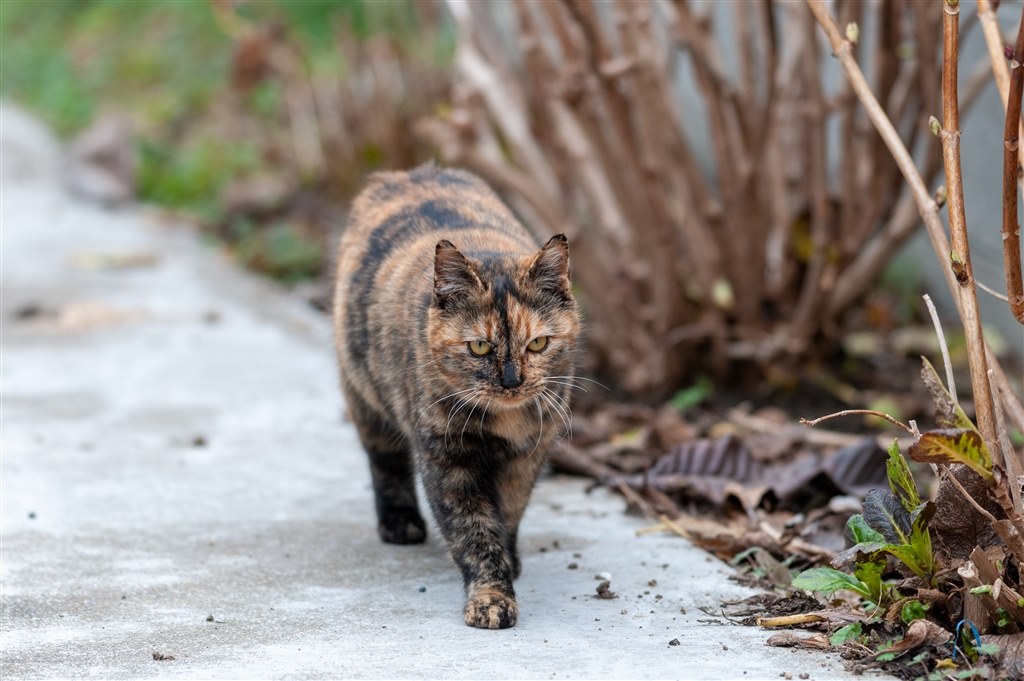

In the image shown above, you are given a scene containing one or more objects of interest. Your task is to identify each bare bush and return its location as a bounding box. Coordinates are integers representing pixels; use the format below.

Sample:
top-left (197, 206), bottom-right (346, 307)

top-left (417, 0), bottom-right (994, 398)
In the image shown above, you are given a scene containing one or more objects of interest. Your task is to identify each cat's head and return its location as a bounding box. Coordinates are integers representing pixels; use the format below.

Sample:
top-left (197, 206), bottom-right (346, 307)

top-left (427, 235), bottom-right (580, 408)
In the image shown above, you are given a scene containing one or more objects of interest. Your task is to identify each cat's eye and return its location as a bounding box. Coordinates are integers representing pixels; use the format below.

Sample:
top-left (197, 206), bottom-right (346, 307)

top-left (527, 336), bottom-right (549, 353)
top-left (468, 340), bottom-right (492, 357)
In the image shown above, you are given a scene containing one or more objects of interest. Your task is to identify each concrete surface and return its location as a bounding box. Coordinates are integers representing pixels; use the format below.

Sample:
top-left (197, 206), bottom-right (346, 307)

top-left (0, 105), bottom-right (875, 680)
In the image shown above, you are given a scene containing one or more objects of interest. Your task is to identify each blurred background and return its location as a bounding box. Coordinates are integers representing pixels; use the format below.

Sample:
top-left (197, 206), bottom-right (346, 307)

top-left (2, 0), bottom-right (1020, 418)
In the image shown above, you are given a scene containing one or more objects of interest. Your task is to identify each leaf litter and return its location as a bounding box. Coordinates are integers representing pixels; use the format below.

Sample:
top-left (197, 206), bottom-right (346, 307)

top-left (550, 352), bottom-right (1024, 678)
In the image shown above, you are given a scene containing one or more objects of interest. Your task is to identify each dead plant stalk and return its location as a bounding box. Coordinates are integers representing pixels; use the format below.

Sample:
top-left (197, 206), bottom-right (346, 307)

top-left (939, 0), bottom-right (998, 455)
top-left (805, 0), bottom-right (1024, 483)
top-left (1001, 5), bottom-right (1024, 324)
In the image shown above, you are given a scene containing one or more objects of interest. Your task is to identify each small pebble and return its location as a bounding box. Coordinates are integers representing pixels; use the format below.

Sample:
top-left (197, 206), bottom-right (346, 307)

top-left (668, 638), bottom-right (680, 647)
top-left (418, 586), bottom-right (426, 592)
top-left (567, 562), bottom-right (578, 570)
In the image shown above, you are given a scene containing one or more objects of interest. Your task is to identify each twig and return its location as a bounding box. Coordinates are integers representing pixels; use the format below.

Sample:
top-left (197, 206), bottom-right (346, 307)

top-left (657, 514), bottom-right (692, 541)
top-left (727, 408), bottom-right (913, 449)
top-left (978, 0), bottom-right (1024, 191)
top-left (1002, 4), bottom-right (1024, 323)
top-left (756, 613), bottom-right (825, 628)
top-left (806, 0), bottom-right (1024, 481)
top-left (616, 482), bottom-right (657, 519)
top-left (977, 279), bottom-right (1011, 302)
top-left (800, 410), bottom-right (914, 435)
top-left (923, 293), bottom-right (958, 405)
top-left (940, 0), bottom-right (1000, 461)
top-left (941, 467), bottom-right (998, 523)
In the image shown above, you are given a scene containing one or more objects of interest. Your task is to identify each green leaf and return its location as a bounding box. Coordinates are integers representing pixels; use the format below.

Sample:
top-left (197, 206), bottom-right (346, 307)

top-left (900, 600), bottom-right (928, 623)
top-left (830, 622), bottom-right (863, 646)
top-left (920, 357), bottom-right (976, 430)
top-left (669, 376), bottom-right (712, 412)
top-left (909, 502), bottom-right (936, 578)
top-left (876, 652), bottom-right (897, 663)
top-left (863, 489), bottom-right (912, 546)
top-left (792, 567), bottom-right (871, 599)
top-left (978, 642), bottom-right (1001, 656)
top-left (854, 554), bottom-right (886, 605)
top-left (909, 429), bottom-right (993, 482)
top-left (970, 585), bottom-right (993, 596)
top-left (874, 543), bottom-right (932, 582)
top-left (886, 441), bottom-right (921, 513)
top-left (846, 514), bottom-right (885, 545)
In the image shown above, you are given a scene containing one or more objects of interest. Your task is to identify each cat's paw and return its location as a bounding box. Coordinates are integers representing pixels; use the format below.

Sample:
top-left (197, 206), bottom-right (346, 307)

top-left (464, 588), bottom-right (518, 629)
top-left (377, 510), bottom-right (427, 545)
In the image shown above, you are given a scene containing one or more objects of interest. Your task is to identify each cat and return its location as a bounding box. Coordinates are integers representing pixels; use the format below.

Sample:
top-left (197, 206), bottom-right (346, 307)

top-left (333, 163), bottom-right (580, 629)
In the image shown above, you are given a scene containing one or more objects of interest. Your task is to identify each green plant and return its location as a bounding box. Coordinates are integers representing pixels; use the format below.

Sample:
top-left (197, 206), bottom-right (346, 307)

top-left (792, 438), bottom-right (936, 606)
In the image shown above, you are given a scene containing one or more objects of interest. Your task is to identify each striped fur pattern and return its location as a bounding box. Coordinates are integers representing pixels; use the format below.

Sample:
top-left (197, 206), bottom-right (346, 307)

top-left (333, 163), bottom-right (580, 629)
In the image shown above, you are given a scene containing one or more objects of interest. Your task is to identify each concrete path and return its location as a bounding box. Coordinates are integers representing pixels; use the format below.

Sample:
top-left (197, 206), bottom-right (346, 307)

top-left (0, 105), bottom-right (873, 679)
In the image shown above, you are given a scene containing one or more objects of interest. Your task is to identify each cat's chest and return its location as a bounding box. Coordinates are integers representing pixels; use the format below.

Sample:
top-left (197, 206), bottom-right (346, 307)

top-left (485, 405), bottom-right (542, 447)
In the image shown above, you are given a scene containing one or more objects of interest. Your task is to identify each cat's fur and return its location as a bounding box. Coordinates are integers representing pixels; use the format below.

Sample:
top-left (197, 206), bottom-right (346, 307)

top-left (333, 163), bottom-right (580, 629)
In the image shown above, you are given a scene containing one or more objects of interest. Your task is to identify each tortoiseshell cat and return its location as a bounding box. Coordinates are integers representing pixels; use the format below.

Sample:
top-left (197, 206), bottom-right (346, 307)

top-left (333, 163), bottom-right (580, 629)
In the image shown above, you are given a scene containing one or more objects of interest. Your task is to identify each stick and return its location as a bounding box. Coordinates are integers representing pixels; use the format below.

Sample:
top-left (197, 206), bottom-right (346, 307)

top-left (923, 293), bottom-right (958, 405)
top-left (941, 0), bottom-right (999, 455)
top-left (1002, 5), bottom-right (1024, 323)
top-left (756, 613), bottom-right (825, 628)
top-left (941, 467), bottom-right (998, 524)
top-left (806, 0), bottom-right (1024, 491)
top-left (800, 410), bottom-right (914, 435)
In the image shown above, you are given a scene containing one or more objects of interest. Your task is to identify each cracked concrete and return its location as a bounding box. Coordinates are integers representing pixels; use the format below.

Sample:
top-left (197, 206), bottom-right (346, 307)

top-left (0, 104), bottom-right (876, 679)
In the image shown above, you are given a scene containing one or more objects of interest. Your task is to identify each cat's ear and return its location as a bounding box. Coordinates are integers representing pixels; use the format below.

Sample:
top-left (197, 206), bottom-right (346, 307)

top-left (433, 240), bottom-right (483, 309)
top-left (525, 234), bottom-right (572, 301)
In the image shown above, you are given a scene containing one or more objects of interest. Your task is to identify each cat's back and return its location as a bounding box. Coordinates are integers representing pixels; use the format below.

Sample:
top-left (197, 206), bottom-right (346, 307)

top-left (334, 164), bottom-right (538, 413)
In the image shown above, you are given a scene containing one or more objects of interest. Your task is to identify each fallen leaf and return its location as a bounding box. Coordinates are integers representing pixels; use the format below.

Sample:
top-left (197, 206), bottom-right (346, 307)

top-left (982, 632), bottom-right (1024, 678)
top-left (766, 632), bottom-right (830, 649)
top-left (868, 618), bottom-right (950, 659)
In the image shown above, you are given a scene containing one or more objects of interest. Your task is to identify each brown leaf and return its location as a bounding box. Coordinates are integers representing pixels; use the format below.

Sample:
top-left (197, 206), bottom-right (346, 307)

top-left (647, 435), bottom-right (758, 480)
top-left (981, 632), bottom-right (1024, 678)
top-left (920, 357), bottom-right (973, 429)
top-left (766, 632), bottom-right (830, 649)
top-left (869, 618), bottom-right (950, 659)
top-left (931, 465), bottom-right (1004, 560)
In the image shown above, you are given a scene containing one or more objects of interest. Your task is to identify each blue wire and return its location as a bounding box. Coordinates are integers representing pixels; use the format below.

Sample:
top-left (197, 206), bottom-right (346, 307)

top-left (952, 619), bottom-right (982, 661)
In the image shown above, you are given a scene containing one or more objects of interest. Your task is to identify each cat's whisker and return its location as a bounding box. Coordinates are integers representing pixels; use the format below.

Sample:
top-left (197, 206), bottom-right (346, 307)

top-left (539, 389), bottom-right (571, 441)
top-left (409, 357), bottom-right (442, 373)
top-left (547, 375), bottom-right (611, 391)
top-left (460, 394), bottom-right (484, 450)
top-left (444, 393), bottom-right (476, 448)
top-left (544, 378), bottom-right (587, 393)
top-left (546, 390), bottom-right (574, 442)
top-left (479, 398), bottom-right (490, 439)
top-left (416, 387), bottom-right (478, 426)
top-left (524, 397), bottom-right (545, 462)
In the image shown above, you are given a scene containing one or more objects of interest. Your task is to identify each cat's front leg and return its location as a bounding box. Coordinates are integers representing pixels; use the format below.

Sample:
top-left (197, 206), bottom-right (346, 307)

top-left (420, 451), bottom-right (518, 629)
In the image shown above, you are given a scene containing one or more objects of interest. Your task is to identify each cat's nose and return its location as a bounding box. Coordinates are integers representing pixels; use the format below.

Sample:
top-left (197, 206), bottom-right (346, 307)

top-left (501, 361), bottom-right (523, 389)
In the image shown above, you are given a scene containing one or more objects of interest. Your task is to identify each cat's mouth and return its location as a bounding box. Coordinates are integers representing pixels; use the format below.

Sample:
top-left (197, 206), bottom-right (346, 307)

top-left (489, 391), bottom-right (532, 408)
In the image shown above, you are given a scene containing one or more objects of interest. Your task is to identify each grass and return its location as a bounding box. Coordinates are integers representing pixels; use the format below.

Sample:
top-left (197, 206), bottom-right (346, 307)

top-left (0, 0), bottom-right (229, 137)
top-left (1, 0), bottom-right (450, 284)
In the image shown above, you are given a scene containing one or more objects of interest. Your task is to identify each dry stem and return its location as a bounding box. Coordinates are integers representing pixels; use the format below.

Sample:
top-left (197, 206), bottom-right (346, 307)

top-left (800, 410), bottom-right (914, 435)
top-left (806, 0), bottom-right (1023, 488)
top-left (940, 0), bottom-right (1000, 463)
top-left (924, 293), bottom-right (958, 406)
top-left (1002, 5), bottom-right (1024, 323)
